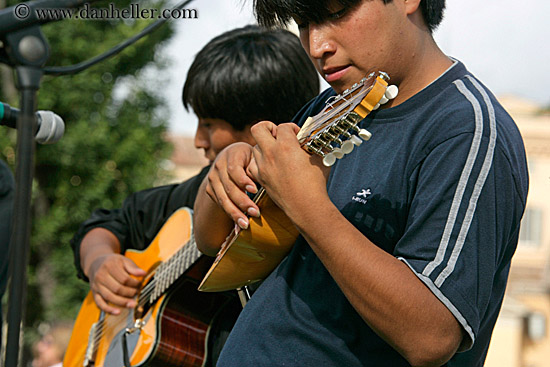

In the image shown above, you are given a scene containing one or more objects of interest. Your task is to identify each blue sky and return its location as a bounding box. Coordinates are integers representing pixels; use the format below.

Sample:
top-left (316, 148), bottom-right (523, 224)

top-left (161, 0), bottom-right (550, 135)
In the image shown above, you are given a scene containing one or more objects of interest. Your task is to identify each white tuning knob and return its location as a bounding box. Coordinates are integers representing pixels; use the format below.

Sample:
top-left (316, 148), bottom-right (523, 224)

top-left (379, 96), bottom-right (389, 105)
top-left (385, 85), bottom-right (399, 100)
top-left (373, 103), bottom-right (381, 110)
top-left (323, 152), bottom-right (337, 167)
top-left (333, 148), bottom-right (345, 159)
top-left (350, 135), bottom-right (363, 146)
top-left (341, 140), bottom-right (355, 154)
top-left (358, 129), bottom-right (372, 141)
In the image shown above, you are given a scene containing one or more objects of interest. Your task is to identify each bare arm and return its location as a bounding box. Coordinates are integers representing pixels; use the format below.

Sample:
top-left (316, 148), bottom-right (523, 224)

top-left (80, 228), bottom-right (146, 315)
top-left (193, 142), bottom-right (260, 256)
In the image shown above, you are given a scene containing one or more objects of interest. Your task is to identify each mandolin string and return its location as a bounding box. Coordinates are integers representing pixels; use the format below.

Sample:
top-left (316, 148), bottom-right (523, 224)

top-left (303, 82), bottom-right (373, 144)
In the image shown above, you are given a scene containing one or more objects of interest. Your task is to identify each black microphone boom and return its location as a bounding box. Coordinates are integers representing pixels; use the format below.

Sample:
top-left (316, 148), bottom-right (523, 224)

top-left (0, 0), bottom-right (100, 36)
top-left (0, 102), bottom-right (65, 144)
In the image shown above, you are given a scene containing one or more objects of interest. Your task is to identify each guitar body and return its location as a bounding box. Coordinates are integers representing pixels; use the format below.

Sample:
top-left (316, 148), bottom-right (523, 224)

top-left (64, 208), bottom-right (240, 367)
top-left (199, 192), bottom-right (299, 292)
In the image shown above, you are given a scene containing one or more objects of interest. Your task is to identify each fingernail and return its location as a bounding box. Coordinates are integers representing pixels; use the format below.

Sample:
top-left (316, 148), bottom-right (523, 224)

top-left (247, 207), bottom-right (260, 217)
top-left (127, 300), bottom-right (136, 308)
top-left (237, 217), bottom-right (249, 230)
top-left (245, 184), bottom-right (257, 194)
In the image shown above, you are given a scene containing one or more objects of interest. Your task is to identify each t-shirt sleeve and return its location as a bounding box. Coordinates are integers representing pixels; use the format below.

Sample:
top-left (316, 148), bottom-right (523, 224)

top-left (70, 165), bottom-right (210, 281)
top-left (393, 132), bottom-right (524, 351)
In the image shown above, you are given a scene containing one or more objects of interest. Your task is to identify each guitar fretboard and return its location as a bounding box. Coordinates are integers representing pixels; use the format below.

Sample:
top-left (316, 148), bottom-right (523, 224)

top-left (139, 235), bottom-right (202, 305)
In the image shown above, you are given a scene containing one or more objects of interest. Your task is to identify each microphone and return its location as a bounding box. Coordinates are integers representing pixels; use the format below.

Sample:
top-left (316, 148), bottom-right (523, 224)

top-left (0, 0), bottom-right (98, 36)
top-left (0, 102), bottom-right (65, 144)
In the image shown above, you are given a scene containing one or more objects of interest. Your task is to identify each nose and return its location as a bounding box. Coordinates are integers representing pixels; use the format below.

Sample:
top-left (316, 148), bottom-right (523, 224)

top-left (194, 126), bottom-right (209, 150)
top-left (301, 23), bottom-right (336, 61)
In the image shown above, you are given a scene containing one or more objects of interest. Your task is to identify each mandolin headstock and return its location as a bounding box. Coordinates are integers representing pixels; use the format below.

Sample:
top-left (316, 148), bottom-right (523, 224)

top-left (297, 71), bottom-right (398, 166)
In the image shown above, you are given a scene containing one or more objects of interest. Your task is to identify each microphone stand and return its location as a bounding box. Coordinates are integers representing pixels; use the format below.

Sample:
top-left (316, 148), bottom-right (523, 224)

top-left (1, 26), bottom-right (49, 367)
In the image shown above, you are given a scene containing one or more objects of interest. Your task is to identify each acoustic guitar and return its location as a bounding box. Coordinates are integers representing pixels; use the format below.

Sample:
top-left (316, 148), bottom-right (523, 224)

top-left (198, 71), bottom-right (397, 292)
top-left (63, 207), bottom-right (240, 367)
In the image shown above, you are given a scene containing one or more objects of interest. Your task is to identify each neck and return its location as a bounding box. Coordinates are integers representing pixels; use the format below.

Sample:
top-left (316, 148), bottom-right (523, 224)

top-left (385, 22), bottom-right (452, 109)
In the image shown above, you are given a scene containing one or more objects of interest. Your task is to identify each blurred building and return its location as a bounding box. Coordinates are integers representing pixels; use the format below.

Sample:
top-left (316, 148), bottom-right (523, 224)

top-left (164, 134), bottom-right (208, 183)
top-left (485, 97), bottom-right (550, 367)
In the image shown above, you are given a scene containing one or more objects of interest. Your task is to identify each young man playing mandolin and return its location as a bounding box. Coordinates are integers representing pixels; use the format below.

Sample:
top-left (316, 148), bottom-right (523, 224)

top-left (69, 25), bottom-right (319, 365)
top-left (193, 1), bottom-right (529, 366)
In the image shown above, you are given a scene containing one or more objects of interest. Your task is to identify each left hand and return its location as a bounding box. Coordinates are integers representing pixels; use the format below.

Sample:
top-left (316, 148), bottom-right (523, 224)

top-left (247, 121), bottom-right (330, 219)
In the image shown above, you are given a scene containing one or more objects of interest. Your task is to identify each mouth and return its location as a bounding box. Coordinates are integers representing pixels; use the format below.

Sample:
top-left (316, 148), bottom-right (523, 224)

top-left (322, 65), bottom-right (351, 83)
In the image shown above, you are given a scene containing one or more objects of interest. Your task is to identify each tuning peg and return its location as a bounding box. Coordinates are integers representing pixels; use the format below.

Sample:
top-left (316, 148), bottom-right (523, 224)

top-left (350, 135), bottom-right (363, 146)
top-left (323, 152), bottom-right (337, 167)
top-left (332, 148), bottom-right (345, 159)
top-left (373, 103), bottom-right (381, 110)
top-left (379, 95), bottom-right (389, 105)
top-left (358, 129), bottom-right (372, 141)
top-left (341, 140), bottom-right (355, 154)
top-left (385, 85), bottom-right (399, 100)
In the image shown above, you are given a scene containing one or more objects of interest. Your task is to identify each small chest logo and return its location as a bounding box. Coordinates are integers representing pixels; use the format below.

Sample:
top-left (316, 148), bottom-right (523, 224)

top-left (352, 188), bottom-right (372, 204)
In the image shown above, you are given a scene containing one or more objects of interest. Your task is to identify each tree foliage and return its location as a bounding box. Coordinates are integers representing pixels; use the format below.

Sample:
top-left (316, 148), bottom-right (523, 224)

top-left (0, 0), bottom-right (176, 354)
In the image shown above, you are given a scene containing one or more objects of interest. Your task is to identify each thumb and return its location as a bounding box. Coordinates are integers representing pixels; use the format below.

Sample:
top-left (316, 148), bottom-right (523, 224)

top-left (123, 258), bottom-right (147, 277)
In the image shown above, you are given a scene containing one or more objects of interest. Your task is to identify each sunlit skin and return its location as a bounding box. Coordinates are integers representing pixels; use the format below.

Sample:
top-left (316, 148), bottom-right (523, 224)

top-left (297, 0), bottom-right (452, 104)
top-left (193, 1), bottom-right (463, 365)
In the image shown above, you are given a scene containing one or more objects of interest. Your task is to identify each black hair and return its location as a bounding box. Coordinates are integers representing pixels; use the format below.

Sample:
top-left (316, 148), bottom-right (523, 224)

top-left (182, 25), bottom-right (320, 131)
top-left (253, 0), bottom-right (446, 33)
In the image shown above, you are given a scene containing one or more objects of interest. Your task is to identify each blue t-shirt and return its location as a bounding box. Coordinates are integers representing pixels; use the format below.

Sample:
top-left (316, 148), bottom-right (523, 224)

top-left (217, 61), bottom-right (528, 366)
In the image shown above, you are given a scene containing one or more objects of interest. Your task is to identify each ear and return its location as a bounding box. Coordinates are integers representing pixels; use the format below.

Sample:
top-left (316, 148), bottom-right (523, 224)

top-left (404, 0), bottom-right (421, 15)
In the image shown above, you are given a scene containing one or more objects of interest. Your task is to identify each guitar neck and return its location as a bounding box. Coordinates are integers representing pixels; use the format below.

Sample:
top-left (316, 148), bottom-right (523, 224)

top-left (141, 236), bottom-right (202, 305)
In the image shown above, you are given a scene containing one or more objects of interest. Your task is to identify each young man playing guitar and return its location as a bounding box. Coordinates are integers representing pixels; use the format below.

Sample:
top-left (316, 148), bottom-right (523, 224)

top-left (193, 1), bottom-right (529, 366)
top-left (69, 25), bottom-right (319, 365)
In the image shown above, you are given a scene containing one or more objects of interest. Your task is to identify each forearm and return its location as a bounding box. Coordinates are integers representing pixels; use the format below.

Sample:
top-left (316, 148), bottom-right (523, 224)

top-left (290, 199), bottom-right (463, 366)
top-left (193, 177), bottom-right (234, 256)
top-left (80, 227), bottom-right (121, 279)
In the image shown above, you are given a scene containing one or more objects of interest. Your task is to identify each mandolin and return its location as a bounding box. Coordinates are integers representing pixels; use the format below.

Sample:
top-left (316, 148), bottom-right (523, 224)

top-left (198, 71), bottom-right (398, 292)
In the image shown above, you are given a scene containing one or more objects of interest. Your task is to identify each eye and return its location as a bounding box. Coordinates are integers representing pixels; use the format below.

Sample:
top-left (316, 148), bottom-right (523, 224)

top-left (328, 7), bottom-right (347, 20)
top-left (293, 16), bottom-right (309, 29)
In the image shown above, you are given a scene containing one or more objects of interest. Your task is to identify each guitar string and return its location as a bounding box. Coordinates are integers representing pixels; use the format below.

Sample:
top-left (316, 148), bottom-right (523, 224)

top-left (86, 240), bottom-right (199, 346)
top-left (135, 238), bottom-right (201, 308)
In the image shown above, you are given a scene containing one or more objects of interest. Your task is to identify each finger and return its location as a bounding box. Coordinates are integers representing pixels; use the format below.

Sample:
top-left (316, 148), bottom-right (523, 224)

top-left (250, 121), bottom-right (278, 148)
top-left (108, 262), bottom-right (143, 289)
top-left (93, 292), bottom-right (122, 315)
top-left (224, 146), bottom-right (258, 194)
top-left (246, 155), bottom-right (259, 183)
top-left (95, 281), bottom-right (137, 309)
top-left (209, 173), bottom-right (254, 229)
top-left (276, 123), bottom-right (302, 143)
top-left (123, 259), bottom-right (147, 278)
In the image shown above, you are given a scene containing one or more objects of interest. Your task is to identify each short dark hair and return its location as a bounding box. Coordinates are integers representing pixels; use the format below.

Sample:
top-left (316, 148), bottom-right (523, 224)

top-left (182, 25), bottom-right (320, 131)
top-left (253, 0), bottom-right (446, 33)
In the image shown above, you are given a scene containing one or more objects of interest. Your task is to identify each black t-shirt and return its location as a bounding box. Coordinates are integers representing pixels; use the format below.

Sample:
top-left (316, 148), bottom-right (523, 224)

top-left (70, 165), bottom-right (209, 280)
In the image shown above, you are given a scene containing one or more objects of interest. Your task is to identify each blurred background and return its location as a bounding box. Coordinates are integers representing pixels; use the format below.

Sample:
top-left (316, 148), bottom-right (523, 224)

top-left (0, 0), bottom-right (548, 365)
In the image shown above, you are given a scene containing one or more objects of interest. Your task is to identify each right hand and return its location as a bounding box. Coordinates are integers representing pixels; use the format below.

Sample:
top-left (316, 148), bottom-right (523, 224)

top-left (205, 142), bottom-right (260, 229)
top-left (87, 253), bottom-right (146, 315)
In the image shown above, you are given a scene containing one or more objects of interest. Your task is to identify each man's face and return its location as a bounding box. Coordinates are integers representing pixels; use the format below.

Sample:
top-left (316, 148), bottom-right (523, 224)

top-left (297, 0), bottom-right (409, 94)
top-left (194, 118), bottom-right (255, 162)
